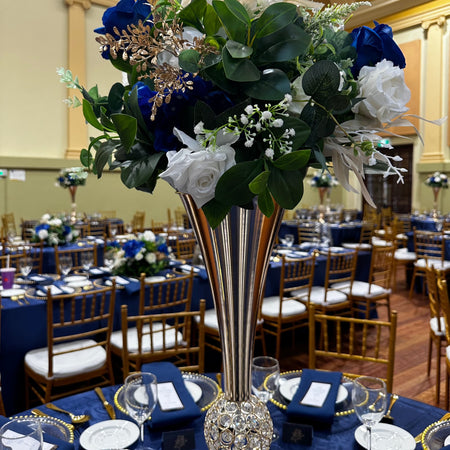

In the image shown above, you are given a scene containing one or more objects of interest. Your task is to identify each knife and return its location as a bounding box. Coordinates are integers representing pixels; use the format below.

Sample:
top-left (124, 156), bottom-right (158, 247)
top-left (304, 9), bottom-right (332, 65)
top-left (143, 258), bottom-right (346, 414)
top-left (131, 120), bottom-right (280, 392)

top-left (95, 387), bottom-right (116, 420)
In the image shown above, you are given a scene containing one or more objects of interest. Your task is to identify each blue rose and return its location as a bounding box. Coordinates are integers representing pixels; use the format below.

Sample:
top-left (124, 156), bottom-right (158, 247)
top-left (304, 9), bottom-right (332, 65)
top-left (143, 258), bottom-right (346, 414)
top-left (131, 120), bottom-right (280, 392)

top-left (351, 22), bottom-right (406, 77)
top-left (35, 224), bottom-right (49, 233)
top-left (157, 242), bottom-right (169, 255)
top-left (123, 240), bottom-right (145, 258)
top-left (95, 0), bottom-right (152, 58)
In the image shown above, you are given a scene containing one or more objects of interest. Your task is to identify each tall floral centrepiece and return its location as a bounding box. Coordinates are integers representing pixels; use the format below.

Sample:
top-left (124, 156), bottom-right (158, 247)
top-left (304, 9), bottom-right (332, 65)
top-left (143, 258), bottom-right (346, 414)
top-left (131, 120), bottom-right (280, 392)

top-left (32, 214), bottom-right (77, 246)
top-left (56, 167), bottom-right (88, 223)
top-left (425, 171), bottom-right (448, 216)
top-left (310, 170), bottom-right (339, 206)
top-left (58, 0), bottom-right (419, 447)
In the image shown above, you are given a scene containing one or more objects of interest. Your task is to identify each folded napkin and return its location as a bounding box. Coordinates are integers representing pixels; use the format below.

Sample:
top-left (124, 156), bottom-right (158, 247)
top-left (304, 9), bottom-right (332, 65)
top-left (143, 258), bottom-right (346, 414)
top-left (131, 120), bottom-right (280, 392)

top-left (178, 264), bottom-right (208, 280)
top-left (141, 361), bottom-right (201, 429)
top-left (286, 369), bottom-right (342, 425)
top-left (36, 284), bottom-right (74, 296)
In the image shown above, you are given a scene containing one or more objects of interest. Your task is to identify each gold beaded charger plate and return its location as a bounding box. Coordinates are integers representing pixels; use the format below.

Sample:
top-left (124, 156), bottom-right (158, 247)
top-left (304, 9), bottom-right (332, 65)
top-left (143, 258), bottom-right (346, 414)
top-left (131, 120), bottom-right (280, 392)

top-left (421, 419), bottom-right (450, 449)
top-left (12, 415), bottom-right (74, 443)
top-left (114, 373), bottom-right (221, 414)
top-left (25, 286), bottom-right (81, 300)
top-left (269, 370), bottom-right (354, 416)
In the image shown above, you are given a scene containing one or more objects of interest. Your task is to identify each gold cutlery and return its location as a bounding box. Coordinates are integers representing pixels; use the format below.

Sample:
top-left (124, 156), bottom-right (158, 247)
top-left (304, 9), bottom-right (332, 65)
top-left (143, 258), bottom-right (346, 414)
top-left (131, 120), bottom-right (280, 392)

top-left (46, 403), bottom-right (90, 424)
top-left (414, 412), bottom-right (450, 443)
top-left (95, 387), bottom-right (116, 420)
top-left (382, 393), bottom-right (398, 423)
top-left (10, 295), bottom-right (24, 306)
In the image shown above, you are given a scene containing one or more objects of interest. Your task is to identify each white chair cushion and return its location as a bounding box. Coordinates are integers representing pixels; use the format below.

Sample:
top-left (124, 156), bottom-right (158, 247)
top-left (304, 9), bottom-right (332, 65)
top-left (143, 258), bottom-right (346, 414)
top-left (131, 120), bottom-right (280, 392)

top-left (445, 346), bottom-right (450, 361)
top-left (415, 258), bottom-right (450, 269)
top-left (308, 286), bottom-right (348, 305)
top-left (261, 296), bottom-right (306, 318)
top-left (371, 238), bottom-right (391, 247)
top-left (203, 308), bottom-right (219, 330)
top-left (342, 243), bottom-right (371, 250)
top-left (332, 280), bottom-right (390, 298)
top-left (111, 323), bottom-right (183, 352)
top-left (394, 248), bottom-right (416, 261)
top-left (430, 317), bottom-right (446, 336)
top-left (24, 339), bottom-right (106, 379)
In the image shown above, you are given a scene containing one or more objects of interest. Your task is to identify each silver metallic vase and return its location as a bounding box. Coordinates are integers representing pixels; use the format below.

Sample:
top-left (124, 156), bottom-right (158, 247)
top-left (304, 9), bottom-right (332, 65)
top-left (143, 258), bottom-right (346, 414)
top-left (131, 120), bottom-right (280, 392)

top-left (179, 194), bottom-right (284, 449)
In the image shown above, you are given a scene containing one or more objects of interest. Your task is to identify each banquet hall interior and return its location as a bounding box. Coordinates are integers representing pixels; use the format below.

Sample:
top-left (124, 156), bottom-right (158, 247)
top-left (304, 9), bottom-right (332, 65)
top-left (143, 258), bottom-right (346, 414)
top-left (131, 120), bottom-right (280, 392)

top-left (1, 0), bottom-right (450, 448)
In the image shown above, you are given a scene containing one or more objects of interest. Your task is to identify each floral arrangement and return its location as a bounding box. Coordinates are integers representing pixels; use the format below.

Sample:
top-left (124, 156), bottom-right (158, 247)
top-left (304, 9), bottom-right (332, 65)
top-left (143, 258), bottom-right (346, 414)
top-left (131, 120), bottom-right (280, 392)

top-left (310, 170), bottom-right (339, 188)
top-left (56, 167), bottom-right (88, 188)
top-left (108, 230), bottom-right (170, 276)
top-left (425, 171), bottom-right (448, 189)
top-left (58, 0), bottom-right (431, 228)
top-left (32, 214), bottom-right (77, 246)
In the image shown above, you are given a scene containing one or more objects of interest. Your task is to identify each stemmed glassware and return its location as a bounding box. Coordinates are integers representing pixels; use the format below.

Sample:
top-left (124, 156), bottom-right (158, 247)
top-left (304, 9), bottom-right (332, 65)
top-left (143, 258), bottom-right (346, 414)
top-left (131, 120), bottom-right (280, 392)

top-left (81, 251), bottom-right (94, 278)
top-left (251, 356), bottom-right (280, 440)
top-left (19, 256), bottom-right (33, 279)
top-left (0, 417), bottom-right (43, 449)
top-left (123, 372), bottom-right (158, 450)
top-left (283, 234), bottom-right (294, 247)
top-left (352, 376), bottom-right (387, 450)
top-left (59, 254), bottom-right (72, 279)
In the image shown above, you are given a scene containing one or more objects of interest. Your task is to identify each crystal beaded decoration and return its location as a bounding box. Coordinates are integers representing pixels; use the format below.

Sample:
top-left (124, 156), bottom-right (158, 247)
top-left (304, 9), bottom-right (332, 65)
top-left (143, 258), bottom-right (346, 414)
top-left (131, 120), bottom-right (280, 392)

top-left (204, 394), bottom-right (274, 449)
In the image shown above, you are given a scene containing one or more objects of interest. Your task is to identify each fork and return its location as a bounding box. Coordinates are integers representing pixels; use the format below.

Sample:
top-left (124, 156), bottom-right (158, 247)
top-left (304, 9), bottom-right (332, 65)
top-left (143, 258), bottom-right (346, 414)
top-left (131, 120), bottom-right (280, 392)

top-left (414, 412), bottom-right (450, 442)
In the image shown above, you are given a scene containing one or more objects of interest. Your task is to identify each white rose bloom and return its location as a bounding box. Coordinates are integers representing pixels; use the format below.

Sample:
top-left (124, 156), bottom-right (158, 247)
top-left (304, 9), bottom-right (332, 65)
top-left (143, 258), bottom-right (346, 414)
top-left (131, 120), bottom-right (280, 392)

top-left (41, 214), bottom-right (51, 223)
top-left (160, 128), bottom-right (237, 208)
top-left (145, 253), bottom-right (157, 264)
top-left (142, 230), bottom-right (156, 242)
top-left (49, 234), bottom-right (59, 246)
top-left (288, 74), bottom-right (310, 115)
top-left (135, 251), bottom-right (144, 261)
top-left (38, 229), bottom-right (48, 240)
top-left (352, 59), bottom-right (411, 125)
top-left (66, 232), bottom-right (73, 242)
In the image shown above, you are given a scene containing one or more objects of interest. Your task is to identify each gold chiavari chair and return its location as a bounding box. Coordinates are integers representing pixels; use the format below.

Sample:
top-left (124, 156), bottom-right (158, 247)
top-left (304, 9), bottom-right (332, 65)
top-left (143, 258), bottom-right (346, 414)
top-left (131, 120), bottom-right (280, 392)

top-left (120, 299), bottom-right (206, 379)
top-left (333, 244), bottom-right (395, 319)
top-left (87, 221), bottom-right (107, 240)
top-left (131, 211), bottom-right (145, 233)
top-left (20, 219), bottom-right (39, 241)
top-left (297, 223), bottom-right (320, 244)
top-left (54, 244), bottom-right (98, 275)
top-left (1, 213), bottom-right (17, 240)
top-left (24, 282), bottom-right (116, 406)
top-left (308, 304), bottom-right (398, 393)
top-left (174, 237), bottom-right (197, 262)
top-left (342, 221), bottom-right (376, 251)
top-left (261, 255), bottom-right (315, 359)
top-left (0, 249), bottom-right (26, 270)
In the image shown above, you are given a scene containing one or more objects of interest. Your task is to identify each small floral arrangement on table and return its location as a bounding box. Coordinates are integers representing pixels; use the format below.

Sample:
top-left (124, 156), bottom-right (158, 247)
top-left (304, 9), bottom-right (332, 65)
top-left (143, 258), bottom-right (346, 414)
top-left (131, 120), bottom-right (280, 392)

top-left (108, 230), bottom-right (171, 277)
top-left (56, 167), bottom-right (88, 188)
top-left (58, 0), bottom-right (442, 228)
top-left (425, 171), bottom-right (448, 189)
top-left (32, 214), bottom-right (78, 246)
top-left (310, 171), bottom-right (339, 188)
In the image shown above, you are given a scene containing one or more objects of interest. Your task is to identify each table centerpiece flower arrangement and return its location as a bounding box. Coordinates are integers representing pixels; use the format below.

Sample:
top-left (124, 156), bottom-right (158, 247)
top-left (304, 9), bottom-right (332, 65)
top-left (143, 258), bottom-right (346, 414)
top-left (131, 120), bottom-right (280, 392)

top-left (310, 170), bottom-right (339, 206)
top-left (56, 167), bottom-right (88, 222)
top-left (107, 230), bottom-right (170, 277)
top-left (32, 213), bottom-right (77, 246)
top-left (425, 171), bottom-right (448, 216)
top-left (57, 0), bottom-right (441, 447)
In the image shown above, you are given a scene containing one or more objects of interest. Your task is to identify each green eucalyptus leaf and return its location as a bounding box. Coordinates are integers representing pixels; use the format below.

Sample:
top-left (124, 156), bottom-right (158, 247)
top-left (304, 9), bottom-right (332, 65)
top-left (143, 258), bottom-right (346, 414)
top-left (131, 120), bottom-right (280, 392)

top-left (302, 60), bottom-right (341, 102)
top-left (212, 0), bottom-right (248, 42)
top-left (252, 2), bottom-right (297, 39)
top-left (226, 40), bottom-right (253, 58)
top-left (224, 0), bottom-right (250, 26)
top-left (179, 49), bottom-right (201, 73)
top-left (80, 148), bottom-right (92, 169)
top-left (88, 85), bottom-right (100, 101)
top-left (204, 3), bottom-right (221, 35)
top-left (313, 146), bottom-right (327, 168)
top-left (249, 170), bottom-right (270, 194)
top-left (325, 94), bottom-right (351, 114)
top-left (215, 160), bottom-right (263, 205)
top-left (282, 116), bottom-right (310, 149)
top-left (110, 56), bottom-right (134, 74)
top-left (111, 113), bottom-right (137, 151)
top-left (273, 149), bottom-right (311, 170)
top-left (82, 99), bottom-right (104, 131)
top-left (202, 198), bottom-right (231, 229)
top-left (242, 68), bottom-right (289, 101)
top-left (120, 152), bottom-right (164, 188)
top-left (268, 167), bottom-right (305, 209)
top-left (258, 188), bottom-right (275, 217)
top-left (223, 48), bottom-right (260, 82)
top-left (100, 107), bottom-right (116, 131)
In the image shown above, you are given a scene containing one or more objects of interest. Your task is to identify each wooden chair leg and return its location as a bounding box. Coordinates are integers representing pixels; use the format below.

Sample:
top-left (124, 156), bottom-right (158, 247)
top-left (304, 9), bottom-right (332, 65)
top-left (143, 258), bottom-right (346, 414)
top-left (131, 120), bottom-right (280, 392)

top-left (427, 335), bottom-right (433, 376)
top-left (446, 362), bottom-right (449, 411)
top-left (436, 345), bottom-right (441, 404)
top-left (408, 270), bottom-right (417, 299)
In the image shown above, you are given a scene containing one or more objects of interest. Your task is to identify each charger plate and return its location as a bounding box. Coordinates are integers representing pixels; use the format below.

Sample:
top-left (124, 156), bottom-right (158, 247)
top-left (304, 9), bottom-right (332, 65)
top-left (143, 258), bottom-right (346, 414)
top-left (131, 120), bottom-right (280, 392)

top-left (269, 370), bottom-right (355, 416)
top-left (12, 415), bottom-right (74, 443)
top-left (114, 373), bottom-right (220, 414)
top-left (421, 419), bottom-right (450, 449)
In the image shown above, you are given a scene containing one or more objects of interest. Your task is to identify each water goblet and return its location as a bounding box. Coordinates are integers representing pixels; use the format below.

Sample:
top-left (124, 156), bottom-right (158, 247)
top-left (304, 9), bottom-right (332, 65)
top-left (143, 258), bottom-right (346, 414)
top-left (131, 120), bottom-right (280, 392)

top-left (59, 254), bottom-right (72, 278)
top-left (124, 372), bottom-right (158, 450)
top-left (19, 256), bottom-right (33, 278)
top-left (81, 251), bottom-right (94, 277)
top-left (109, 224), bottom-right (118, 237)
top-left (0, 417), bottom-right (43, 449)
top-left (252, 356), bottom-right (280, 440)
top-left (352, 376), bottom-right (387, 450)
top-left (284, 234), bottom-right (294, 247)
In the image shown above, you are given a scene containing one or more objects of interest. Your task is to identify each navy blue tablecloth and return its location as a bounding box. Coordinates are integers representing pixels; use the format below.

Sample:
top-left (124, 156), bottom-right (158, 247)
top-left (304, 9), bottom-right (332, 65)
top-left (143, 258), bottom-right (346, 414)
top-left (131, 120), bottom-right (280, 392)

top-left (13, 384), bottom-right (448, 450)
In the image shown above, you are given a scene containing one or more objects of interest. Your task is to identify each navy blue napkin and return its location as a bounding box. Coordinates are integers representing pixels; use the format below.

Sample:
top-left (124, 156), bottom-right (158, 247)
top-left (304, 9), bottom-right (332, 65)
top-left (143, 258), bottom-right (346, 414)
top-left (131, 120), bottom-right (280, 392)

top-left (286, 369), bottom-right (342, 425)
top-left (141, 362), bottom-right (201, 429)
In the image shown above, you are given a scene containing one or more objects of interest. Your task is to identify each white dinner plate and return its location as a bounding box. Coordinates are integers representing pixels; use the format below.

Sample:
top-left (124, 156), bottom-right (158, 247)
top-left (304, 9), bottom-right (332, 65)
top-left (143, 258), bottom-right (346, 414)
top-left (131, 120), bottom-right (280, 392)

top-left (276, 249), bottom-right (293, 255)
top-left (279, 377), bottom-right (348, 404)
top-left (184, 380), bottom-right (202, 403)
top-left (36, 286), bottom-right (75, 296)
top-left (66, 279), bottom-right (92, 288)
top-left (79, 420), bottom-right (139, 450)
top-left (63, 275), bottom-right (87, 283)
top-left (0, 288), bottom-right (26, 297)
top-left (354, 423), bottom-right (415, 450)
top-left (144, 276), bottom-right (166, 283)
top-left (0, 284), bottom-right (20, 291)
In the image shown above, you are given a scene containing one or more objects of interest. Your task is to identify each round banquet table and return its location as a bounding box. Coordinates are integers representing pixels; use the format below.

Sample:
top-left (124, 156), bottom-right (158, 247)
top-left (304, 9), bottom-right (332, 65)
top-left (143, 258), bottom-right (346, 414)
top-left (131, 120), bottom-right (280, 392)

top-left (9, 382), bottom-right (448, 450)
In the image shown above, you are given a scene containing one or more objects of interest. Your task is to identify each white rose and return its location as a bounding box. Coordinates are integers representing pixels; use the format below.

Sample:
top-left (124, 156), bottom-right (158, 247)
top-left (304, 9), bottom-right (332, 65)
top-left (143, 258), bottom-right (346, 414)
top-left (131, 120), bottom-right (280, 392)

top-left (142, 230), bottom-right (156, 242)
top-left (352, 59), bottom-right (411, 125)
top-left (145, 253), bottom-right (157, 264)
top-left (49, 234), bottom-right (59, 246)
top-left (38, 229), bottom-right (48, 240)
top-left (41, 214), bottom-right (51, 223)
top-left (288, 74), bottom-right (310, 115)
top-left (65, 233), bottom-right (73, 242)
top-left (135, 251), bottom-right (144, 261)
top-left (160, 128), bottom-right (237, 208)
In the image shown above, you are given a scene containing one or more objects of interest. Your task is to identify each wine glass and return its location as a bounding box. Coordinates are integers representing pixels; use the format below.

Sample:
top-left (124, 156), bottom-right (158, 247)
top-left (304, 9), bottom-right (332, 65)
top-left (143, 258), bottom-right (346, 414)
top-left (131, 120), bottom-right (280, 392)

top-left (251, 356), bottom-right (280, 440)
top-left (19, 256), bottom-right (33, 278)
top-left (352, 376), bottom-right (387, 450)
top-left (123, 372), bottom-right (158, 449)
top-left (0, 417), bottom-right (43, 449)
top-left (284, 234), bottom-right (294, 248)
top-left (81, 251), bottom-right (94, 277)
top-left (59, 254), bottom-right (72, 278)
